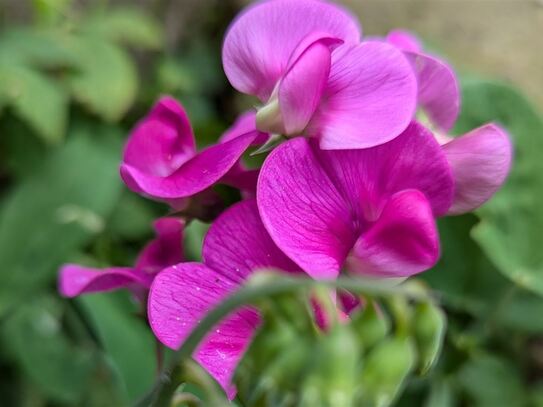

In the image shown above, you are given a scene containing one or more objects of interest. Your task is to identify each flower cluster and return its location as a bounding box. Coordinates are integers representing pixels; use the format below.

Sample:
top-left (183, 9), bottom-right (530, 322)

top-left (59, 0), bottom-right (512, 398)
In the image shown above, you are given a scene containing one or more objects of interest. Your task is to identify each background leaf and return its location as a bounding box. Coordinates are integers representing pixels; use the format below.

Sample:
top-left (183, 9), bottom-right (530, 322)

top-left (454, 79), bottom-right (543, 296)
top-left (0, 126), bottom-right (123, 317)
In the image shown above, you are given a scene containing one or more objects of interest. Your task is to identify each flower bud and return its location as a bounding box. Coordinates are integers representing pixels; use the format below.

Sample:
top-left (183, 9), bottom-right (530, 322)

top-left (359, 336), bottom-right (416, 407)
top-left (412, 301), bottom-right (446, 374)
top-left (300, 325), bottom-right (361, 407)
top-left (351, 300), bottom-right (389, 350)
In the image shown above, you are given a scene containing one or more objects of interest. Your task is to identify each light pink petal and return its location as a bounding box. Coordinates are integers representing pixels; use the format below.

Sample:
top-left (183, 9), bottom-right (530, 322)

top-left (346, 189), bottom-right (439, 278)
top-left (203, 199), bottom-right (300, 283)
top-left (59, 265), bottom-right (152, 297)
top-left (120, 132), bottom-right (258, 199)
top-left (407, 52), bottom-right (460, 132)
top-left (313, 41), bottom-right (417, 149)
top-left (257, 137), bottom-right (357, 279)
top-left (444, 123), bottom-right (512, 215)
top-left (148, 262), bottom-right (260, 398)
top-left (386, 29), bottom-right (422, 53)
top-left (315, 121), bottom-right (455, 217)
top-left (123, 96), bottom-right (196, 178)
top-left (222, 0), bottom-right (361, 100)
top-left (278, 36), bottom-right (338, 135)
top-left (135, 217), bottom-right (184, 273)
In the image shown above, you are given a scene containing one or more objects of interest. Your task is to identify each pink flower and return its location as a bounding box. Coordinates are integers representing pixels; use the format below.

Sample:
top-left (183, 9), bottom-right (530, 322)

top-left (387, 29), bottom-right (513, 213)
top-left (222, 0), bottom-right (418, 149)
top-left (257, 121), bottom-right (509, 280)
top-left (120, 97), bottom-right (265, 208)
top-left (59, 217), bottom-right (184, 298)
top-left (148, 199), bottom-right (299, 398)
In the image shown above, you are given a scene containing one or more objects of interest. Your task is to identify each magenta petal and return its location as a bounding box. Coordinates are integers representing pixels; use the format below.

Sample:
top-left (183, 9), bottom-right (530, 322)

top-left (313, 41), bottom-right (417, 149)
top-left (346, 190), bottom-right (439, 278)
top-left (120, 132), bottom-right (258, 199)
top-left (135, 217), bottom-right (184, 273)
top-left (258, 138), bottom-right (356, 279)
top-left (203, 199), bottom-right (300, 283)
top-left (407, 52), bottom-right (460, 132)
top-left (386, 29), bottom-right (422, 53)
top-left (222, 0), bottom-right (361, 100)
top-left (59, 265), bottom-right (152, 297)
top-left (315, 121), bottom-right (455, 217)
top-left (219, 110), bottom-right (269, 145)
top-left (444, 123), bottom-right (512, 215)
top-left (123, 97), bottom-right (196, 178)
top-left (279, 37), bottom-right (336, 135)
top-left (148, 263), bottom-right (259, 398)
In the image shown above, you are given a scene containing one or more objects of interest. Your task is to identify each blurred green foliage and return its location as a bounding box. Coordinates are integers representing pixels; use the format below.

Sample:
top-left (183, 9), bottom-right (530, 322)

top-left (0, 0), bottom-right (542, 406)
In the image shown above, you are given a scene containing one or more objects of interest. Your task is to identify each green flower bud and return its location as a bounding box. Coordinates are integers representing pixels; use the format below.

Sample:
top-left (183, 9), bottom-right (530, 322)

top-left (359, 336), bottom-right (416, 407)
top-left (300, 325), bottom-right (361, 407)
top-left (351, 300), bottom-right (389, 351)
top-left (413, 301), bottom-right (446, 374)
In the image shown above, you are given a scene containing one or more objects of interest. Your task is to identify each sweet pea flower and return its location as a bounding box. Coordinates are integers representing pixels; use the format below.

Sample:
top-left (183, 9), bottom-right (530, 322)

top-left (387, 29), bottom-right (512, 214)
top-left (223, 0), bottom-right (418, 149)
top-left (386, 29), bottom-right (460, 133)
top-left (258, 121), bottom-right (511, 280)
top-left (59, 217), bottom-right (184, 299)
top-left (120, 97), bottom-right (265, 209)
top-left (148, 199), bottom-right (299, 398)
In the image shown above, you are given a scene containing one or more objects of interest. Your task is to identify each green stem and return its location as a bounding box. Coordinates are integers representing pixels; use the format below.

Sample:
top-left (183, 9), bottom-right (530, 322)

top-left (135, 273), bottom-right (430, 407)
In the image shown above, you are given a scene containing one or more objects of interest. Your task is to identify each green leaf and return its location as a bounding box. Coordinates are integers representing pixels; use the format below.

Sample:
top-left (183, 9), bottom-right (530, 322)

top-left (184, 220), bottom-right (210, 261)
top-left (454, 79), bottom-right (543, 296)
top-left (351, 300), bottom-right (390, 350)
top-left (458, 353), bottom-right (525, 407)
top-left (107, 191), bottom-right (158, 240)
top-left (0, 126), bottom-right (123, 316)
top-left (1, 296), bottom-right (95, 403)
top-left (78, 291), bottom-right (157, 403)
top-left (82, 8), bottom-right (163, 49)
top-left (66, 36), bottom-right (137, 122)
top-left (424, 380), bottom-right (455, 407)
top-left (0, 62), bottom-right (68, 144)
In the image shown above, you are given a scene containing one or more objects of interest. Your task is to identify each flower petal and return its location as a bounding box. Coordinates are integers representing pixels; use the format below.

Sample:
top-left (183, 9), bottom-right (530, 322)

top-left (315, 121), bottom-right (455, 217)
top-left (444, 123), bottom-right (512, 215)
top-left (386, 29), bottom-right (422, 53)
top-left (148, 262), bottom-right (259, 398)
top-left (257, 137), bottom-right (356, 279)
top-left (135, 217), bottom-right (184, 273)
top-left (407, 52), bottom-right (460, 132)
top-left (59, 265), bottom-right (152, 297)
top-left (313, 41), bottom-right (417, 149)
top-left (120, 132), bottom-right (258, 199)
top-left (203, 199), bottom-right (300, 283)
top-left (278, 36), bottom-right (337, 135)
top-left (219, 110), bottom-right (269, 145)
top-left (346, 189), bottom-right (439, 278)
top-left (122, 96), bottom-right (195, 178)
top-left (222, 0), bottom-right (361, 100)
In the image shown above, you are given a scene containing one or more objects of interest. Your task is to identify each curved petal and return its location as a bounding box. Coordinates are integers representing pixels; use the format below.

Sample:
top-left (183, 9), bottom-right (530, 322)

top-left (313, 41), bottom-right (418, 149)
top-left (120, 132), bottom-right (258, 199)
top-left (203, 199), bottom-right (300, 283)
top-left (222, 0), bottom-right (361, 100)
top-left (59, 265), bottom-right (152, 297)
top-left (257, 137), bottom-right (356, 279)
top-left (386, 29), bottom-right (422, 53)
top-left (148, 263), bottom-right (260, 398)
top-left (444, 123), bottom-right (512, 215)
top-left (219, 110), bottom-right (269, 145)
top-left (135, 217), bottom-right (185, 273)
top-left (278, 36), bottom-right (337, 135)
top-left (407, 52), bottom-right (460, 132)
top-left (346, 189), bottom-right (439, 278)
top-left (123, 96), bottom-right (196, 178)
top-left (315, 121), bottom-right (455, 217)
